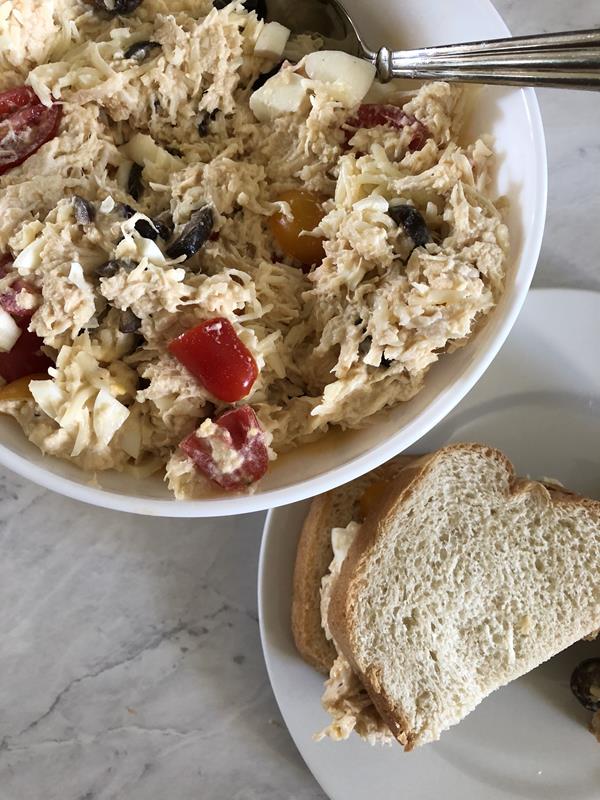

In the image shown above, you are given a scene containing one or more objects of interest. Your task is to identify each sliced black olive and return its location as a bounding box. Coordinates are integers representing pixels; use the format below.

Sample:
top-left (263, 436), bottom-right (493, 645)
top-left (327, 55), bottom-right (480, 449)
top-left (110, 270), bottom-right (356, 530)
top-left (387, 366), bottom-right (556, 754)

top-left (153, 213), bottom-right (174, 241)
top-left (165, 146), bottom-right (183, 158)
top-left (116, 200), bottom-right (170, 242)
top-left (128, 162), bottom-right (144, 202)
top-left (252, 62), bottom-right (282, 92)
top-left (95, 259), bottom-right (136, 279)
top-left (131, 333), bottom-right (146, 352)
top-left (95, 303), bottom-right (110, 325)
top-left (381, 355), bottom-right (393, 369)
top-left (133, 218), bottom-right (158, 240)
top-left (92, 0), bottom-right (143, 16)
top-left (137, 375), bottom-right (151, 391)
top-left (197, 109), bottom-right (219, 137)
top-left (166, 206), bottom-right (214, 260)
top-left (133, 214), bottom-right (171, 242)
top-left (72, 195), bottom-right (96, 225)
top-left (119, 309), bottom-right (142, 333)
top-left (117, 203), bottom-right (136, 219)
top-left (124, 40), bottom-right (160, 60)
top-left (388, 204), bottom-right (431, 248)
top-left (571, 659), bottom-right (600, 711)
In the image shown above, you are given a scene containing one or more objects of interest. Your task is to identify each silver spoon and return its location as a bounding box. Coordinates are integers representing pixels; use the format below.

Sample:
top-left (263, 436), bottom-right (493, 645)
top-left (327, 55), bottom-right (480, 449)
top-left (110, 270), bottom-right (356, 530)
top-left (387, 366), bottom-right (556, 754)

top-left (266, 0), bottom-right (600, 90)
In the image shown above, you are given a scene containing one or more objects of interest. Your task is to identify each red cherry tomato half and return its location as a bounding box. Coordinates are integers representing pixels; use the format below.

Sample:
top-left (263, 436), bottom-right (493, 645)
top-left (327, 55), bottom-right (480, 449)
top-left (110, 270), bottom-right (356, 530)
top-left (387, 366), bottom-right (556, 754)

top-left (0, 328), bottom-right (52, 384)
top-left (346, 104), bottom-right (429, 152)
top-left (0, 86), bottom-right (62, 176)
top-left (168, 318), bottom-right (258, 403)
top-left (180, 406), bottom-right (269, 491)
top-left (0, 258), bottom-right (39, 326)
top-left (0, 86), bottom-right (39, 118)
top-left (0, 278), bottom-right (38, 325)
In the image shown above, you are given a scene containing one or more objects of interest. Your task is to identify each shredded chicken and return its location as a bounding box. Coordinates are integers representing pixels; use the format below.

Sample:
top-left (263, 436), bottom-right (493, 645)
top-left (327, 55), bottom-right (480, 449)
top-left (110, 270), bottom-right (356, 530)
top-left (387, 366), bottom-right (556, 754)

top-left (317, 521), bottom-right (395, 744)
top-left (316, 654), bottom-right (395, 745)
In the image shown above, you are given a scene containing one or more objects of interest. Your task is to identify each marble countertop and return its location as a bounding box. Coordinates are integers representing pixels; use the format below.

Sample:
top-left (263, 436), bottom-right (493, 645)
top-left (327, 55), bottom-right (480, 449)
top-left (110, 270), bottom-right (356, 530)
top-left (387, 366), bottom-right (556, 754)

top-left (1, 2), bottom-right (599, 798)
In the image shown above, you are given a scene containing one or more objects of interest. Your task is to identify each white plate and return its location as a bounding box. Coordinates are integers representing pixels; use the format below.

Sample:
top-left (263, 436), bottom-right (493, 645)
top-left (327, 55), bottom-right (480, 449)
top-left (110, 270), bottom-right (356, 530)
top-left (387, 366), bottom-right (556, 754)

top-left (0, 0), bottom-right (546, 516)
top-left (258, 289), bottom-right (600, 800)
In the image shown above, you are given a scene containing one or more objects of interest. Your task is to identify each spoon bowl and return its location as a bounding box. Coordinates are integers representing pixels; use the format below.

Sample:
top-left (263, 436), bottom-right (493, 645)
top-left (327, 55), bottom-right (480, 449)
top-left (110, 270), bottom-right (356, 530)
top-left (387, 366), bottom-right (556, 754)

top-left (266, 0), bottom-right (363, 56)
top-left (266, 0), bottom-right (600, 89)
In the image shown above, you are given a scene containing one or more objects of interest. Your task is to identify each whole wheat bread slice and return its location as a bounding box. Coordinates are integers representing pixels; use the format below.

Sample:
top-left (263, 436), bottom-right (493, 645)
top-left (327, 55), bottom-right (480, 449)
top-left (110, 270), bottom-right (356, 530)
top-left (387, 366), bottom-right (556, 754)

top-left (328, 443), bottom-right (600, 749)
top-left (292, 454), bottom-right (415, 674)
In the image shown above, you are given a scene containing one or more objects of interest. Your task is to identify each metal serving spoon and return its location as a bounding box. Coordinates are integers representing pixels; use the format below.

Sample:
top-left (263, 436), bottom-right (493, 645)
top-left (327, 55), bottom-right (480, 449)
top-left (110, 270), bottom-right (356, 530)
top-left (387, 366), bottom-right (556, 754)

top-left (265, 0), bottom-right (600, 90)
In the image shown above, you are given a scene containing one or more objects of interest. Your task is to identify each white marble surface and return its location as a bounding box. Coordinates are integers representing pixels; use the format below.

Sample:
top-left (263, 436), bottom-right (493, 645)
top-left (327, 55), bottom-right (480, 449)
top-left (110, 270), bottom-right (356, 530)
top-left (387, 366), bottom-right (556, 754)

top-left (1, 2), bottom-right (599, 798)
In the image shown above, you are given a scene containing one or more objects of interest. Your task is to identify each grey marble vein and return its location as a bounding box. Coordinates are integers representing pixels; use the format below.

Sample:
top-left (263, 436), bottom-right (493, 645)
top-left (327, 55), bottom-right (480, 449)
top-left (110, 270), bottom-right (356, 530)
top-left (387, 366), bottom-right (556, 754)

top-left (1, 1), bottom-right (599, 798)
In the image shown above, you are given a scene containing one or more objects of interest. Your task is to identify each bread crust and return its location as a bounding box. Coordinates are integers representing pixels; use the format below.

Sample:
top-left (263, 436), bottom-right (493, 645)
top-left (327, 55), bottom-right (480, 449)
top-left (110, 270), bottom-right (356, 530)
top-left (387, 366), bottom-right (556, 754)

top-left (327, 443), bottom-right (600, 750)
top-left (326, 454), bottom-right (441, 748)
top-left (291, 455), bottom-right (415, 674)
top-left (291, 492), bottom-right (339, 673)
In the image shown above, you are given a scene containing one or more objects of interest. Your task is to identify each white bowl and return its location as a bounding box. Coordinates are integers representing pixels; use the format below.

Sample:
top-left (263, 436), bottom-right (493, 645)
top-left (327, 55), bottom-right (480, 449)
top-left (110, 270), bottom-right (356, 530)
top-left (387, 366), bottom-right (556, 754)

top-left (0, 0), bottom-right (547, 516)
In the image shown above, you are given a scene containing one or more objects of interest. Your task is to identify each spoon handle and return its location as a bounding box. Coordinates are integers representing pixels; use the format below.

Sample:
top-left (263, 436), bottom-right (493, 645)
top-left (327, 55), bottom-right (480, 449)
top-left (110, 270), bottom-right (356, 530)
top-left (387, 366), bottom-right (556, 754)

top-left (380, 65), bottom-right (600, 92)
top-left (397, 28), bottom-right (600, 58)
top-left (374, 28), bottom-right (600, 90)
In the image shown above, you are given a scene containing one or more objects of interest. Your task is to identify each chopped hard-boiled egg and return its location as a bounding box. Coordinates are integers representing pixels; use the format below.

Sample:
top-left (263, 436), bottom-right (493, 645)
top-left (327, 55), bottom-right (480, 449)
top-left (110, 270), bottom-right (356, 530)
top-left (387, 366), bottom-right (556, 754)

top-left (135, 233), bottom-right (166, 265)
top-left (249, 70), bottom-right (308, 123)
top-left (304, 50), bottom-right (376, 107)
top-left (30, 334), bottom-right (131, 456)
top-left (0, 308), bottom-right (22, 353)
top-left (68, 261), bottom-right (89, 291)
top-left (29, 378), bottom-right (63, 419)
top-left (93, 387), bottom-right (130, 448)
top-left (254, 22), bottom-right (290, 59)
top-left (249, 51), bottom-right (376, 123)
top-left (121, 133), bottom-right (182, 184)
top-left (13, 237), bottom-right (44, 274)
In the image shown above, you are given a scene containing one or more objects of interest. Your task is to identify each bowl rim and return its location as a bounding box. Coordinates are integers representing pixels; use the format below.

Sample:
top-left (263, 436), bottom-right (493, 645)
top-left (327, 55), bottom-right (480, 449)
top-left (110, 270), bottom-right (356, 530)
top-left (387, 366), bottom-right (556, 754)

top-left (0, 10), bottom-right (548, 517)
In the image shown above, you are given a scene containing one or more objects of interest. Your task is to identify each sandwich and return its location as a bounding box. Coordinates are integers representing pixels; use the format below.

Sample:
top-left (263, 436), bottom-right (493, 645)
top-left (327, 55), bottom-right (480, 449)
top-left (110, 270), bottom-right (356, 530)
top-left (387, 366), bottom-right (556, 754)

top-left (292, 443), bottom-right (600, 749)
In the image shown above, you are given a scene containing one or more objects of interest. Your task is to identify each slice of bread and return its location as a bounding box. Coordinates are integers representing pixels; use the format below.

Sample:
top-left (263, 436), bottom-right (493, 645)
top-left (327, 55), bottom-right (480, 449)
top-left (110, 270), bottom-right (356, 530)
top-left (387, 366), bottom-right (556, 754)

top-left (291, 454), bottom-right (415, 674)
top-left (328, 443), bottom-right (600, 749)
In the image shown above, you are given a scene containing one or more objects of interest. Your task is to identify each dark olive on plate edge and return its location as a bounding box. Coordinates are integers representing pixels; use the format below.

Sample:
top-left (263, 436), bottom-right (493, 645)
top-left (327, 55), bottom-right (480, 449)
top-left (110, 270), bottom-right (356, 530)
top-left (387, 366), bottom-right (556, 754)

top-left (571, 658), bottom-right (600, 712)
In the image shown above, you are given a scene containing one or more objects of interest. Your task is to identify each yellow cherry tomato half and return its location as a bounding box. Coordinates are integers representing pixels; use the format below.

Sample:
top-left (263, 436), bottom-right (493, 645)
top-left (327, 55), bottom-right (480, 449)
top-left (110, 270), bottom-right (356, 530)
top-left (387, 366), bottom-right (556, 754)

top-left (0, 372), bottom-right (47, 402)
top-left (269, 190), bottom-right (326, 268)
